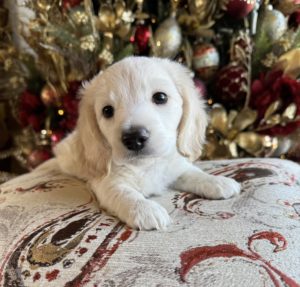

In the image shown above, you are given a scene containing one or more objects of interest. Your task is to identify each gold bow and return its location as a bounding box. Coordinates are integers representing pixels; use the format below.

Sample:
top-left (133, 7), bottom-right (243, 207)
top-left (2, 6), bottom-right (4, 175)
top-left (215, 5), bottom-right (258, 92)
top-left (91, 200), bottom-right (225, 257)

top-left (203, 105), bottom-right (279, 159)
top-left (95, 0), bottom-right (133, 38)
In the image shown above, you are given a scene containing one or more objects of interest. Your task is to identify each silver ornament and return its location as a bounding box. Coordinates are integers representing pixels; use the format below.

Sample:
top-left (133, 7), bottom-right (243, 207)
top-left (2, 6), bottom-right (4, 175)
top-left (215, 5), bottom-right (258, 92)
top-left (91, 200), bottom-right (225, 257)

top-left (259, 5), bottom-right (287, 41)
top-left (153, 16), bottom-right (182, 58)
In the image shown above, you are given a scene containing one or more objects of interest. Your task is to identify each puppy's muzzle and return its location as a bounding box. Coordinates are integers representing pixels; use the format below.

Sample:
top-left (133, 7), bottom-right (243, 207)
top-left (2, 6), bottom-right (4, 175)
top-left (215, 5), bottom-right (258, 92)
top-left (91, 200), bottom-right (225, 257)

top-left (122, 126), bottom-right (150, 151)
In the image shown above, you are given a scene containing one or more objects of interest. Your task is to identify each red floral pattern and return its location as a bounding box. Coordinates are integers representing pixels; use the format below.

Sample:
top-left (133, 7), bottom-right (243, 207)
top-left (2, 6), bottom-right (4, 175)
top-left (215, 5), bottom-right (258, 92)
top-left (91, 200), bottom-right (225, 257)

top-left (0, 158), bottom-right (300, 286)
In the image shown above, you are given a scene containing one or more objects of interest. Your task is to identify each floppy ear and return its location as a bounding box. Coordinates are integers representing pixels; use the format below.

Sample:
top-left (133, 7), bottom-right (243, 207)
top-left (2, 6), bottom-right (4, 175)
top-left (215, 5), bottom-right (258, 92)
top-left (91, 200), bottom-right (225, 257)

top-left (159, 58), bottom-right (208, 162)
top-left (54, 79), bottom-right (111, 180)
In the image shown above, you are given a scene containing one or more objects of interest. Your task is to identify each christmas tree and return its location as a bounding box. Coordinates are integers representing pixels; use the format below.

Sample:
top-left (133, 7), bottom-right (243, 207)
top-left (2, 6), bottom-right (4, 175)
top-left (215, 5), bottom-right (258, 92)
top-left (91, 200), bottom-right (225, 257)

top-left (1, 0), bottom-right (300, 182)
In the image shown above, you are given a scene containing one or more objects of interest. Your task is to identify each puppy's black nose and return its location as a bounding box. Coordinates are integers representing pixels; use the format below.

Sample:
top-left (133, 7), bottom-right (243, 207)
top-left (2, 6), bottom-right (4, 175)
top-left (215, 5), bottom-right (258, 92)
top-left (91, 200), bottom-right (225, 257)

top-left (122, 127), bottom-right (150, 151)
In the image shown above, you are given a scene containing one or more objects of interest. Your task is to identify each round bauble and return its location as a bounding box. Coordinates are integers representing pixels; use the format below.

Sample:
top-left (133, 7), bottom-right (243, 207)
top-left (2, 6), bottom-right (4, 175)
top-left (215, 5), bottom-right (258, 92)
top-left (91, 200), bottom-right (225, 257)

top-left (192, 43), bottom-right (220, 81)
top-left (133, 25), bottom-right (151, 54)
top-left (153, 16), bottom-right (182, 58)
top-left (62, 0), bottom-right (82, 10)
top-left (258, 5), bottom-right (287, 42)
top-left (215, 63), bottom-right (248, 106)
top-left (41, 85), bottom-right (59, 106)
top-left (225, 0), bottom-right (256, 19)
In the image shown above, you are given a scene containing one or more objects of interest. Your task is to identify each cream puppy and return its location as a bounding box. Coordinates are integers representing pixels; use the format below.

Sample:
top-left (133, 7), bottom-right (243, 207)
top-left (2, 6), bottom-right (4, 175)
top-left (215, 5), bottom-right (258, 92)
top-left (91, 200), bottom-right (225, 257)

top-left (54, 57), bottom-right (241, 230)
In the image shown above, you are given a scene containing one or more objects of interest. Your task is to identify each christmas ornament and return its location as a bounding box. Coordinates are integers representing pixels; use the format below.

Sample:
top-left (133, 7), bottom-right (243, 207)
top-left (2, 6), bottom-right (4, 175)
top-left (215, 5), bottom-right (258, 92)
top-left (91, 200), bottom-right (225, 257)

top-left (178, 0), bottom-right (224, 36)
top-left (215, 63), bottom-right (248, 106)
top-left (27, 149), bottom-right (52, 169)
top-left (132, 25), bottom-right (151, 54)
top-left (192, 43), bottom-right (220, 81)
top-left (41, 85), bottom-right (60, 106)
top-left (153, 16), bottom-right (182, 58)
top-left (95, 0), bottom-right (134, 38)
top-left (62, 0), bottom-right (83, 10)
top-left (224, 0), bottom-right (256, 19)
top-left (258, 5), bottom-right (287, 42)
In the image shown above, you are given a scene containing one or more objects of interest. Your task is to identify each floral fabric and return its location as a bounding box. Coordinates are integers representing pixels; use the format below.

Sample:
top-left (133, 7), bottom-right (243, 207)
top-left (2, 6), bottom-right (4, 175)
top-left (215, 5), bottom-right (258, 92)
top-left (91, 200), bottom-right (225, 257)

top-left (0, 158), bottom-right (300, 287)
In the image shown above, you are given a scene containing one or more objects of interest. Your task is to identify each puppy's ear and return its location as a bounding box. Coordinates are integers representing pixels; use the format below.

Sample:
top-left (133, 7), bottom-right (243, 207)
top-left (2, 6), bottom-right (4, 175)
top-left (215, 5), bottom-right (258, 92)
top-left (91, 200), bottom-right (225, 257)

top-left (160, 58), bottom-right (208, 161)
top-left (54, 79), bottom-right (111, 179)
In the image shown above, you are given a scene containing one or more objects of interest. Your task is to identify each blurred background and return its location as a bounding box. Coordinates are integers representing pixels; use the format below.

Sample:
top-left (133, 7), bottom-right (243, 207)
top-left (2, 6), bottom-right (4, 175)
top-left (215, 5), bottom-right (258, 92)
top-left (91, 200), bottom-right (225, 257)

top-left (1, 0), bottom-right (300, 183)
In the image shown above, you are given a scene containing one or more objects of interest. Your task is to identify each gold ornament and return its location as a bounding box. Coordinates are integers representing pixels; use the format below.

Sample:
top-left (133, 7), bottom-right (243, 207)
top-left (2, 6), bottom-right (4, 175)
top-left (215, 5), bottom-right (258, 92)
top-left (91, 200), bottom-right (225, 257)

top-left (203, 105), bottom-right (279, 159)
top-left (41, 85), bottom-right (60, 106)
top-left (153, 16), bottom-right (182, 58)
top-left (95, 0), bottom-right (134, 38)
top-left (192, 43), bottom-right (220, 81)
top-left (178, 0), bottom-right (225, 36)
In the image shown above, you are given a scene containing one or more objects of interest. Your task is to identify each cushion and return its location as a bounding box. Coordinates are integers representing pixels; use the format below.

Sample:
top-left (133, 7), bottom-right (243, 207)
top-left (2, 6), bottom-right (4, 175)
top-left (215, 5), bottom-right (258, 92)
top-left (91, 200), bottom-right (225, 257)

top-left (0, 158), bottom-right (300, 287)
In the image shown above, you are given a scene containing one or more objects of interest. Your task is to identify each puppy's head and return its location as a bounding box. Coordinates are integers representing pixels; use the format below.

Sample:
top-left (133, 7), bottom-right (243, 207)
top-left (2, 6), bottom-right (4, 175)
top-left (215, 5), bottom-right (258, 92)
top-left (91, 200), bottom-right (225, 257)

top-left (74, 57), bottom-right (207, 175)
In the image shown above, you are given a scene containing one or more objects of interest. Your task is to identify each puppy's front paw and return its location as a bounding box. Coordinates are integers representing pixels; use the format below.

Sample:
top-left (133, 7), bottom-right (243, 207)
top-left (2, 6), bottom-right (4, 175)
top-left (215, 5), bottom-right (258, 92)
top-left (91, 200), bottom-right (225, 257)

top-left (127, 200), bottom-right (171, 230)
top-left (200, 175), bottom-right (241, 200)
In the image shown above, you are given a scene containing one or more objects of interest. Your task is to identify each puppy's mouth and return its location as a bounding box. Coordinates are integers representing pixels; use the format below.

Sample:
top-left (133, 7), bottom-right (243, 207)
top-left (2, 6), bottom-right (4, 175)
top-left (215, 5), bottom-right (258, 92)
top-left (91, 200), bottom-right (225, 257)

top-left (126, 148), bottom-right (153, 159)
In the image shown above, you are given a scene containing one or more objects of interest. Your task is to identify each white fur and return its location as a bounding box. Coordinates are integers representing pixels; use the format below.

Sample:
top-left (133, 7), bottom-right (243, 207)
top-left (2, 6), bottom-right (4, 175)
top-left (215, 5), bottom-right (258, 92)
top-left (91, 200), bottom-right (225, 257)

top-left (53, 57), bottom-right (241, 230)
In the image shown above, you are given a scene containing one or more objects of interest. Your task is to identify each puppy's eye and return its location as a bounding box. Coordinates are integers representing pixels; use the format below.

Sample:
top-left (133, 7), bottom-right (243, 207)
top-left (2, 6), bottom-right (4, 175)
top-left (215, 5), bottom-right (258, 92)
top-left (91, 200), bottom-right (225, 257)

top-left (152, 92), bottom-right (168, 105)
top-left (102, 105), bottom-right (114, 118)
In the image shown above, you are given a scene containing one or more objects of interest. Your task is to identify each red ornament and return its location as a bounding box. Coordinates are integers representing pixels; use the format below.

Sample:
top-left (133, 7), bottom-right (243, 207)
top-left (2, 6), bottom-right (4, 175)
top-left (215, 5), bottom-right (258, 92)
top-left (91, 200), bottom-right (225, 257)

top-left (62, 0), bottom-right (82, 10)
top-left (215, 63), bottom-right (248, 106)
top-left (192, 43), bottom-right (220, 81)
top-left (225, 0), bottom-right (256, 19)
top-left (132, 25), bottom-right (151, 54)
top-left (27, 149), bottom-right (52, 169)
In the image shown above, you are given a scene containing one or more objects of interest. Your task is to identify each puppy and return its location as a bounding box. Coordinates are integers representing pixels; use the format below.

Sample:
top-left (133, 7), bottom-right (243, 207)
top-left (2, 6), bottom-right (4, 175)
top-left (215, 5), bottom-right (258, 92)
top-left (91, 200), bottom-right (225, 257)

top-left (54, 57), bottom-right (241, 230)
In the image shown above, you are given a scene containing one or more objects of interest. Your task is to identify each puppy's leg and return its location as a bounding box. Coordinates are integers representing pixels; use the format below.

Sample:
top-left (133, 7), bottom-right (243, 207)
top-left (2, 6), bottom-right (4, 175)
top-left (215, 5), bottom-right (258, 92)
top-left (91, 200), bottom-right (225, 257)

top-left (172, 162), bottom-right (241, 199)
top-left (90, 178), bottom-right (171, 230)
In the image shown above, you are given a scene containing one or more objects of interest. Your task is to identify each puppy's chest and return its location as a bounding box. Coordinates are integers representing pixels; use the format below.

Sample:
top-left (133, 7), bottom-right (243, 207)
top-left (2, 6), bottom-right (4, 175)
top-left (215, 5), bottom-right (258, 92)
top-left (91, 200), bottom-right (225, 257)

top-left (137, 166), bottom-right (169, 197)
